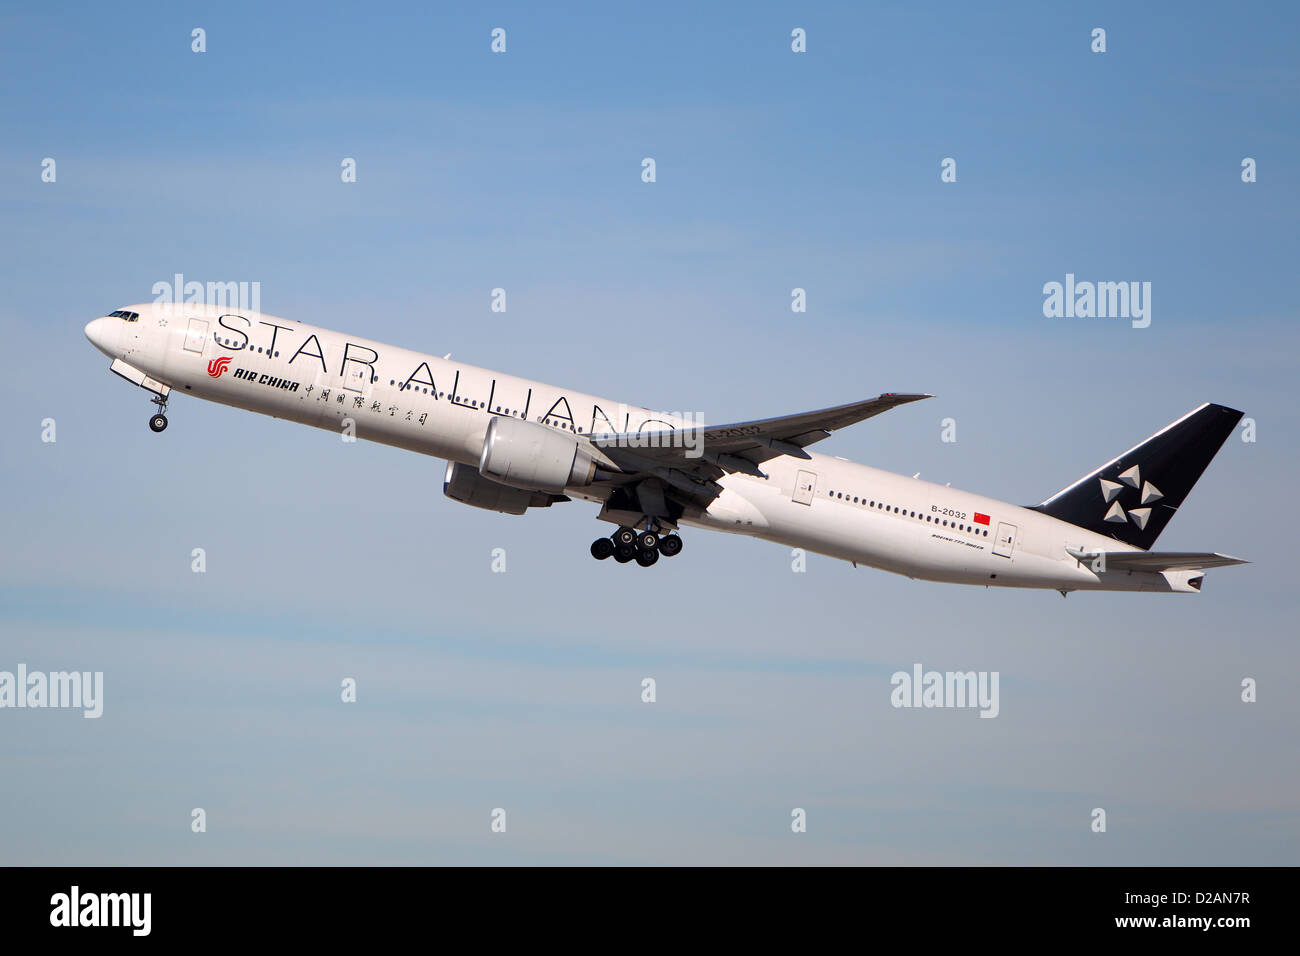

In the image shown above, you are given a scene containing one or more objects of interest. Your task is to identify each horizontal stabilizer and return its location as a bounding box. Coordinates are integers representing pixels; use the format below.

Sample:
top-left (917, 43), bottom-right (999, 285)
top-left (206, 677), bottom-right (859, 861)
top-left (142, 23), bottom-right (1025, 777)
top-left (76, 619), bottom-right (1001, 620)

top-left (1066, 548), bottom-right (1248, 572)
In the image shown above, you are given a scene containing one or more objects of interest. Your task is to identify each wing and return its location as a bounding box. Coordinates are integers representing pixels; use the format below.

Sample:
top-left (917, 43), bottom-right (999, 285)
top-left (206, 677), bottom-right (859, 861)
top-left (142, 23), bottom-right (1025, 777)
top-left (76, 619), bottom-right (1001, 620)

top-left (1065, 548), bottom-right (1249, 572)
top-left (586, 393), bottom-right (930, 508)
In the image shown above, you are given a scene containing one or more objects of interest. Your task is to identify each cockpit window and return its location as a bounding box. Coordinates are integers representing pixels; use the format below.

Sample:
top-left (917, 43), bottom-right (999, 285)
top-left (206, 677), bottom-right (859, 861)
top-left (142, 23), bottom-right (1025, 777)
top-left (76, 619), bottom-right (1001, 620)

top-left (109, 310), bottom-right (139, 322)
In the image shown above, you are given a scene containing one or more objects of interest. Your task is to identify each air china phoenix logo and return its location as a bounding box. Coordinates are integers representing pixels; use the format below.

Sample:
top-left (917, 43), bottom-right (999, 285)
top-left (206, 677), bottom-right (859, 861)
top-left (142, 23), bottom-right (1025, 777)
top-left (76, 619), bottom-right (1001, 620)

top-left (207, 356), bottom-right (232, 378)
top-left (1099, 464), bottom-right (1163, 530)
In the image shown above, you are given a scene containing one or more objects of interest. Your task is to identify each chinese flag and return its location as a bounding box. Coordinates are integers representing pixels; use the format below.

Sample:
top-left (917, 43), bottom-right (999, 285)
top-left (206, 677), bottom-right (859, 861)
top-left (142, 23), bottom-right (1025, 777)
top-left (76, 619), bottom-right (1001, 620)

top-left (974, 512), bottom-right (990, 525)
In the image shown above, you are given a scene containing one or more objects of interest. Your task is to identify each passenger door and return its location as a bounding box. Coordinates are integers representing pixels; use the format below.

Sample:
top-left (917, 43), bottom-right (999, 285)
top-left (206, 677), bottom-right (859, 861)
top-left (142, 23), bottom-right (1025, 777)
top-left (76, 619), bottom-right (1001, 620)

top-left (342, 363), bottom-right (369, 394)
top-left (793, 470), bottom-right (817, 506)
top-left (183, 318), bottom-right (209, 354)
top-left (993, 522), bottom-right (1018, 558)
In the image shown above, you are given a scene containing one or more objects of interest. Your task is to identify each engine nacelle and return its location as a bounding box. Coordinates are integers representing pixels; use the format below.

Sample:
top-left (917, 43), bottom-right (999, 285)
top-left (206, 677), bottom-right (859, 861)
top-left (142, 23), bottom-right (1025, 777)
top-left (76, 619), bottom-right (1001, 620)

top-left (443, 461), bottom-right (563, 515)
top-left (479, 415), bottom-right (596, 494)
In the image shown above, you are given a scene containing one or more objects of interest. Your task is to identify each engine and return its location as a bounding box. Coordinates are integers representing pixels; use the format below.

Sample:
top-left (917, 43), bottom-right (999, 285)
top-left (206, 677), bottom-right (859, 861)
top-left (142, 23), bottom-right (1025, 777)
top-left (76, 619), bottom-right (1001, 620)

top-left (478, 415), bottom-right (596, 494)
top-left (443, 461), bottom-right (565, 515)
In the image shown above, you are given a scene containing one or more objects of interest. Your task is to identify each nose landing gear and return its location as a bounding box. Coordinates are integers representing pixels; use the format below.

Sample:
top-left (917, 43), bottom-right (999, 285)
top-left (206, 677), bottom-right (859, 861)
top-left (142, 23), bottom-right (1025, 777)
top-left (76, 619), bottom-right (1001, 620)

top-left (590, 524), bottom-right (683, 567)
top-left (148, 395), bottom-right (169, 433)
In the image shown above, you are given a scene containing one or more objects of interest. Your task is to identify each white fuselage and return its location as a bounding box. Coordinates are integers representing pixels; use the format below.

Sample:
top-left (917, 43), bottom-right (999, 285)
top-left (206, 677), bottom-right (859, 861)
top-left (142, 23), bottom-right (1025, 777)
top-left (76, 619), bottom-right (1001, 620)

top-left (86, 303), bottom-right (1202, 593)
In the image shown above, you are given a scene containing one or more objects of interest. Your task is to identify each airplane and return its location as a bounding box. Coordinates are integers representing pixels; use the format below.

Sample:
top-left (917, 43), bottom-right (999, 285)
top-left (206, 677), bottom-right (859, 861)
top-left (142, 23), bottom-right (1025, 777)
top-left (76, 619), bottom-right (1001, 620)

top-left (84, 303), bottom-right (1248, 594)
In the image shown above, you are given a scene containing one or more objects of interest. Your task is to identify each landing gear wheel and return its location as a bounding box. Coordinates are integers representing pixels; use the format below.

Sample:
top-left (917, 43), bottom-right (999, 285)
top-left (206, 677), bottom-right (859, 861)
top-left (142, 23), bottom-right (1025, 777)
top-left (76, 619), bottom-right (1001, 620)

top-left (635, 547), bottom-right (660, 567)
top-left (637, 531), bottom-right (658, 551)
top-left (590, 538), bottom-right (614, 560)
top-left (657, 534), bottom-right (683, 557)
top-left (149, 414), bottom-right (168, 433)
top-left (612, 527), bottom-right (637, 547)
top-left (614, 543), bottom-right (637, 563)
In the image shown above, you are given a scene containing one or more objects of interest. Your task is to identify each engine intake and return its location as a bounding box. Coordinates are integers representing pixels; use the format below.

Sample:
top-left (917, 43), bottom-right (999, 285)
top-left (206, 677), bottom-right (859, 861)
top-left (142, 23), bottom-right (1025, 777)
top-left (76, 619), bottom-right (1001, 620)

top-left (479, 415), bottom-right (596, 494)
top-left (443, 461), bottom-right (564, 515)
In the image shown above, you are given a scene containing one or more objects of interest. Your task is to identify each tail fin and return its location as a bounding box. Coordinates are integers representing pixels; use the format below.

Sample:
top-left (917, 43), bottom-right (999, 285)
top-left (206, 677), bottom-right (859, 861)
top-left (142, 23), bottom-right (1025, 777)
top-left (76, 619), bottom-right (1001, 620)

top-left (1032, 403), bottom-right (1243, 549)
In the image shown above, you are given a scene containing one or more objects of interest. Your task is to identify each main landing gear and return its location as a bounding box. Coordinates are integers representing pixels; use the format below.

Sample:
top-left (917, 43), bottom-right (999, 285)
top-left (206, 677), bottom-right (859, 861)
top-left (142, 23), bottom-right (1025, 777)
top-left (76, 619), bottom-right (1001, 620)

top-left (590, 525), bottom-right (683, 567)
top-left (148, 394), bottom-right (169, 433)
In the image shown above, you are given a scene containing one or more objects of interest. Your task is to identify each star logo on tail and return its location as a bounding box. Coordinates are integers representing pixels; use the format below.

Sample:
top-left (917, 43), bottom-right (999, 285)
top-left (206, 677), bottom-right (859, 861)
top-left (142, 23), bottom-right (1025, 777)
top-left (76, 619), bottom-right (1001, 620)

top-left (1099, 464), bottom-right (1163, 530)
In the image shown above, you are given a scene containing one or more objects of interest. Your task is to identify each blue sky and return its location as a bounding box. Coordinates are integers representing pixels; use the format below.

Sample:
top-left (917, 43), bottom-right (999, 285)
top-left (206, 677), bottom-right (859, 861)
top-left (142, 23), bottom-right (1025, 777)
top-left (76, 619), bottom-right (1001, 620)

top-left (1, 2), bottom-right (1297, 864)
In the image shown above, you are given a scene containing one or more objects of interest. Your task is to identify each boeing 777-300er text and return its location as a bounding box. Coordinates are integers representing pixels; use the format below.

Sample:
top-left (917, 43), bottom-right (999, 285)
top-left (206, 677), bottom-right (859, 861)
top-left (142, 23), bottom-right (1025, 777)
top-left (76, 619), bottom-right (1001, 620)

top-left (85, 303), bottom-right (1247, 593)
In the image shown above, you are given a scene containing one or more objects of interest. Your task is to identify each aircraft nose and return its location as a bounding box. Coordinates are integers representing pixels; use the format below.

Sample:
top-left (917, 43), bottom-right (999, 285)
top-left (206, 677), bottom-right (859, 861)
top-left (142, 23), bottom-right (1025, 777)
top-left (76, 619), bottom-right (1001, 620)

top-left (84, 316), bottom-right (117, 357)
